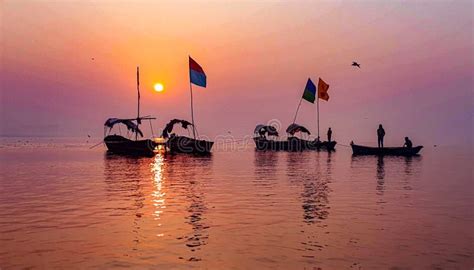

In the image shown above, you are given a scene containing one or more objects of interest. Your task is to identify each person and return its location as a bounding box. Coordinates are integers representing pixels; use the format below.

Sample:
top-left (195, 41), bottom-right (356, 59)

top-left (377, 124), bottom-right (385, 148)
top-left (404, 137), bottom-right (413, 148)
top-left (327, 127), bottom-right (332, 142)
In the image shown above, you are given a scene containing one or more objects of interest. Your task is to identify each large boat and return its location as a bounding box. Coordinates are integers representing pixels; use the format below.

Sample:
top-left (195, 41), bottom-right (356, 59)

top-left (286, 123), bottom-right (336, 151)
top-left (350, 142), bottom-right (423, 156)
top-left (162, 119), bottom-right (213, 154)
top-left (253, 124), bottom-right (336, 151)
top-left (253, 78), bottom-right (336, 152)
top-left (253, 125), bottom-right (287, 151)
top-left (103, 67), bottom-right (157, 156)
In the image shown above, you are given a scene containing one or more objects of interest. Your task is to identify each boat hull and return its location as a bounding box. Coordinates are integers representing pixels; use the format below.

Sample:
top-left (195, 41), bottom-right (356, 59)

top-left (351, 144), bottom-right (423, 156)
top-left (167, 136), bottom-right (214, 154)
top-left (104, 135), bottom-right (156, 156)
top-left (254, 137), bottom-right (336, 151)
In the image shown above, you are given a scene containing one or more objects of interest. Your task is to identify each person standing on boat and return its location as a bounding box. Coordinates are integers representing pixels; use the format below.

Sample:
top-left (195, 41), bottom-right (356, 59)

top-left (404, 137), bottom-right (413, 148)
top-left (377, 124), bottom-right (385, 148)
top-left (327, 127), bottom-right (332, 142)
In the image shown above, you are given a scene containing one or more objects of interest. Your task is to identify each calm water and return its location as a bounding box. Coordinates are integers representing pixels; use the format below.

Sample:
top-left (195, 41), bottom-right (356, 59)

top-left (1, 138), bottom-right (472, 269)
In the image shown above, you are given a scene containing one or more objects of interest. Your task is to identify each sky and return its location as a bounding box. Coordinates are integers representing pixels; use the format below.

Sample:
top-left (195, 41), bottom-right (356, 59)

top-left (1, 0), bottom-right (473, 146)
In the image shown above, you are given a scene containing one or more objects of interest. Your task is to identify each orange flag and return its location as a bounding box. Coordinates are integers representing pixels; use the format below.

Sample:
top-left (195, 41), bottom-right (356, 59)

top-left (318, 78), bottom-right (329, 101)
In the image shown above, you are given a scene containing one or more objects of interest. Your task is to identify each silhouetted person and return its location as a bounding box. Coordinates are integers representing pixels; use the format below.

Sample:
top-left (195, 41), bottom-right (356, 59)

top-left (404, 137), bottom-right (413, 148)
top-left (327, 127), bottom-right (332, 142)
top-left (377, 124), bottom-right (385, 148)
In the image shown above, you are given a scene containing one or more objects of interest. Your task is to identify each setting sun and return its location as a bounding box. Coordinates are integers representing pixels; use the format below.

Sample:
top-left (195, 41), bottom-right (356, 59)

top-left (154, 83), bottom-right (164, 92)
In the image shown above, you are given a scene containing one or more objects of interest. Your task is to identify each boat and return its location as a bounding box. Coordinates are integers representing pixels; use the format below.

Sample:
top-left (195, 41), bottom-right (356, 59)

top-left (104, 118), bottom-right (157, 156)
top-left (253, 125), bottom-right (287, 151)
top-left (103, 67), bottom-right (157, 156)
top-left (286, 123), bottom-right (336, 151)
top-left (350, 142), bottom-right (423, 156)
top-left (253, 124), bottom-right (336, 151)
top-left (163, 56), bottom-right (213, 154)
top-left (162, 119), bottom-right (213, 154)
top-left (253, 78), bottom-right (336, 152)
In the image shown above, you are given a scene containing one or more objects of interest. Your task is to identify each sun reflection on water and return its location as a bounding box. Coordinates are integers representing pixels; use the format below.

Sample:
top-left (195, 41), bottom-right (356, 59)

top-left (152, 154), bottom-right (166, 232)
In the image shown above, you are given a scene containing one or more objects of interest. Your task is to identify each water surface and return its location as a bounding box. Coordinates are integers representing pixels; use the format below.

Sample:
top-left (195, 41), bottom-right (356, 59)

top-left (1, 138), bottom-right (472, 269)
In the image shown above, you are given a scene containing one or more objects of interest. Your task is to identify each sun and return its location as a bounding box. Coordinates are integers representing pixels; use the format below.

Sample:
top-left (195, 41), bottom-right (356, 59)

top-left (154, 83), bottom-right (164, 92)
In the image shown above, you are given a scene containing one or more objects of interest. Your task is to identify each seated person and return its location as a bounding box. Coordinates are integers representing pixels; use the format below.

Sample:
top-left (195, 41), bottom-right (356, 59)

top-left (404, 137), bottom-right (413, 148)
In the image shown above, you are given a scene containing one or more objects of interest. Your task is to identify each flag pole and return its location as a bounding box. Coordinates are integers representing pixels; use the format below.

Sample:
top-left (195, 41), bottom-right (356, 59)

top-left (189, 81), bottom-right (196, 139)
top-left (292, 96), bottom-right (303, 124)
top-left (136, 66), bottom-right (140, 141)
top-left (317, 86), bottom-right (320, 140)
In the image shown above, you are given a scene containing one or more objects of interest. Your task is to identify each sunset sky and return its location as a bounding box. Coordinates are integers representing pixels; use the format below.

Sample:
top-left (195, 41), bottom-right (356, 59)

top-left (1, 0), bottom-right (472, 146)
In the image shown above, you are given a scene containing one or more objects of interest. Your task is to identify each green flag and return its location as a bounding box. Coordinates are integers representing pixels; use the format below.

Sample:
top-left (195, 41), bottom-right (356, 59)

top-left (302, 78), bottom-right (316, 103)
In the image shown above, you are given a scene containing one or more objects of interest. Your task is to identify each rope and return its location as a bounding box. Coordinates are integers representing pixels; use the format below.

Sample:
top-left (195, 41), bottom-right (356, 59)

top-left (89, 141), bottom-right (104, 149)
top-left (337, 143), bottom-right (351, 148)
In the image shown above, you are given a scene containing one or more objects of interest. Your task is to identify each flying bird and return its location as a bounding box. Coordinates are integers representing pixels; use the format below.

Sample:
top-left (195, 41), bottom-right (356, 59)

top-left (352, 61), bottom-right (361, 68)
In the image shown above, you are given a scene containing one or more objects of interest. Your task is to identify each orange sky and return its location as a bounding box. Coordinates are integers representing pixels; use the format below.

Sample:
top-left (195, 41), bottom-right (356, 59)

top-left (1, 1), bottom-right (472, 145)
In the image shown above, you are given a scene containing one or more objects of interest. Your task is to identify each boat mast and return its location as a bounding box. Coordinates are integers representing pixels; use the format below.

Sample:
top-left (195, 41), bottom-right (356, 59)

top-left (189, 72), bottom-right (196, 139)
top-left (136, 66), bottom-right (140, 141)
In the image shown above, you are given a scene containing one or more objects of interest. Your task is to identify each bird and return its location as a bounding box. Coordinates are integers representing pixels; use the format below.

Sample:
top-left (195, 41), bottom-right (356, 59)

top-left (352, 61), bottom-right (361, 68)
top-left (91, 57), bottom-right (95, 61)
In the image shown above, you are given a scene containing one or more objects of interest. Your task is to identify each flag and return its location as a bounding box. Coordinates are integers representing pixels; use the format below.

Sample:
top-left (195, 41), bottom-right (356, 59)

top-left (189, 56), bottom-right (206, 87)
top-left (302, 78), bottom-right (316, 103)
top-left (318, 78), bottom-right (329, 101)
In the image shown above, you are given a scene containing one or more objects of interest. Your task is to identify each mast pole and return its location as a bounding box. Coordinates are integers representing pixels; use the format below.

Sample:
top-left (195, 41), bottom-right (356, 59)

top-left (292, 96), bottom-right (303, 124)
top-left (136, 66), bottom-right (140, 141)
top-left (189, 82), bottom-right (196, 139)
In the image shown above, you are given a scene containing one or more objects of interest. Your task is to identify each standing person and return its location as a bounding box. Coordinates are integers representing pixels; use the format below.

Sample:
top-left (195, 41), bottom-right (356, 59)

top-left (377, 124), bottom-right (385, 148)
top-left (327, 127), bottom-right (332, 142)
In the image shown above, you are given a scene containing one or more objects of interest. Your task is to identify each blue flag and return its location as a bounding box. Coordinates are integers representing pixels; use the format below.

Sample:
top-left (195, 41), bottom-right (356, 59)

top-left (189, 56), bottom-right (206, 87)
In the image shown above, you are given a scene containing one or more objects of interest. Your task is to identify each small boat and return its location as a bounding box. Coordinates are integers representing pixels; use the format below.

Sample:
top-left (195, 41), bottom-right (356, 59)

top-left (350, 142), bottom-right (423, 156)
top-left (103, 67), bottom-right (157, 156)
top-left (162, 119), bottom-right (213, 154)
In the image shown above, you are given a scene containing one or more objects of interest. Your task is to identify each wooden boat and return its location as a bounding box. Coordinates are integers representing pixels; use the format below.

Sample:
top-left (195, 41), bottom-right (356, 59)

top-left (162, 119), bottom-right (213, 154)
top-left (253, 125), bottom-right (336, 151)
top-left (104, 133), bottom-right (156, 156)
top-left (253, 125), bottom-right (286, 151)
top-left (254, 78), bottom-right (336, 152)
top-left (351, 142), bottom-right (423, 156)
top-left (286, 124), bottom-right (336, 151)
top-left (167, 135), bottom-right (214, 154)
top-left (103, 67), bottom-right (157, 156)
top-left (162, 57), bottom-right (214, 154)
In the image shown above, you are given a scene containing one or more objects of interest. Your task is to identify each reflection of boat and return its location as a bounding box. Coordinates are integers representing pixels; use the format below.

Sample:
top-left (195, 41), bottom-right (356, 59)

top-left (162, 119), bottom-right (213, 154)
top-left (351, 143), bottom-right (423, 156)
top-left (103, 67), bottom-right (157, 156)
top-left (253, 124), bottom-right (336, 151)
